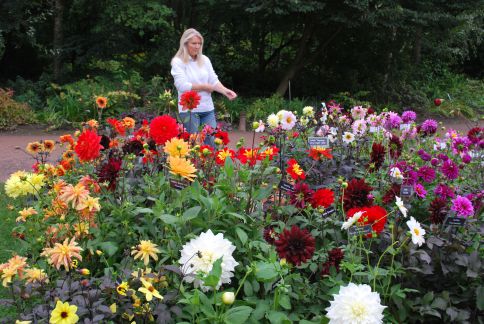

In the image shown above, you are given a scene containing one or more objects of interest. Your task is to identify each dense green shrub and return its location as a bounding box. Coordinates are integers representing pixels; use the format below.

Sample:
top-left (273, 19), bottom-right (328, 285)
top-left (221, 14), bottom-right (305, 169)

top-left (0, 88), bottom-right (36, 130)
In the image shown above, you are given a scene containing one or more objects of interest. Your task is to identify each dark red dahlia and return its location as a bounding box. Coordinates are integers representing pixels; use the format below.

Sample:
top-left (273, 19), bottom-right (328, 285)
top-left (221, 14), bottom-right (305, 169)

top-left (328, 248), bottom-right (344, 263)
top-left (321, 260), bottom-right (337, 277)
top-left (388, 134), bottom-right (402, 159)
top-left (122, 139), bottom-right (144, 156)
top-left (179, 90), bottom-right (201, 111)
top-left (321, 248), bottom-right (345, 277)
top-left (368, 142), bottom-right (386, 171)
top-left (263, 226), bottom-right (278, 245)
top-left (467, 127), bottom-right (483, 144)
top-left (290, 182), bottom-right (314, 209)
top-left (429, 197), bottom-right (448, 224)
top-left (149, 115), bottom-right (179, 145)
top-left (382, 183), bottom-right (401, 204)
top-left (75, 129), bottom-right (103, 162)
top-left (343, 178), bottom-right (374, 212)
top-left (97, 157), bottom-right (122, 191)
top-left (274, 225), bottom-right (315, 266)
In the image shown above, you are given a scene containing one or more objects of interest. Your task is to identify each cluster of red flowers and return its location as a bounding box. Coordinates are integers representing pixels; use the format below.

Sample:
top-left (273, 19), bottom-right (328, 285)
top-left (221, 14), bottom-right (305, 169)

top-left (308, 148), bottom-right (333, 161)
top-left (179, 90), bottom-right (201, 111)
top-left (343, 178), bottom-right (374, 212)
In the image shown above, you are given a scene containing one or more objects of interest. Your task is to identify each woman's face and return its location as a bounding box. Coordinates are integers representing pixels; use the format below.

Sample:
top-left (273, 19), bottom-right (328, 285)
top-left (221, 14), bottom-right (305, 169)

top-left (186, 36), bottom-right (202, 58)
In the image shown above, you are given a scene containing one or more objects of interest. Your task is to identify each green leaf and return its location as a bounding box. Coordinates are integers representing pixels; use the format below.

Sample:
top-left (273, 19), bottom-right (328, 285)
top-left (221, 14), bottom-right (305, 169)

top-left (236, 227), bottom-right (248, 245)
top-left (224, 157), bottom-right (234, 178)
top-left (224, 306), bottom-right (253, 324)
top-left (182, 206), bottom-right (201, 222)
top-left (203, 258), bottom-right (223, 288)
top-left (477, 286), bottom-right (484, 310)
top-left (157, 213), bottom-right (179, 224)
top-left (98, 241), bottom-right (118, 257)
top-left (278, 294), bottom-right (291, 310)
top-left (243, 280), bottom-right (253, 296)
top-left (255, 261), bottom-right (279, 282)
top-left (227, 212), bottom-right (247, 223)
top-left (267, 310), bottom-right (291, 324)
top-left (250, 300), bottom-right (269, 320)
top-left (135, 207), bottom-right (153, 214)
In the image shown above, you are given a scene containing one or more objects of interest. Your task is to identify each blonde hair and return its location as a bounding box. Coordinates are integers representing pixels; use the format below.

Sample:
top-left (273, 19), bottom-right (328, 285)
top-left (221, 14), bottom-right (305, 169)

top-left (172, 28), bottom-right (205, 66)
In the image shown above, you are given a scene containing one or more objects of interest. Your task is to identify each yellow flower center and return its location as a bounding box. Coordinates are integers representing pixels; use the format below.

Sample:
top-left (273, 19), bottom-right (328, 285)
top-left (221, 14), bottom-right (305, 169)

top-left (414, 228), bottom-right (420, 236)
top-left (292, 164), bottom-right (303, 175)
top-left (199, 250), bottom-right (215, 268)
top-left (351, 302), bottom-right (368, 318)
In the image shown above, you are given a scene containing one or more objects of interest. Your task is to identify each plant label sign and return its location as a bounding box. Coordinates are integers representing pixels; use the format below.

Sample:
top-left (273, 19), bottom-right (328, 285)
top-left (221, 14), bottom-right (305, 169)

top-left (279, 181), bottom-right (294, 194)
top-left (369, 126), bottom-right (383, 133)
top-left (444, 216), bottom-right (466, 227)
top-left (169, 178), bottom-right (189, 190)
top-left (348, 224), bottom-right (373, 236)
top-left (400, 185), bottom-right (413, 198)
top-left (321, 206), bottom-right (336, 217)
top-left (400, 123), bottom-right (411, 131)
top-left (308, 137), bottom-right (329, 149)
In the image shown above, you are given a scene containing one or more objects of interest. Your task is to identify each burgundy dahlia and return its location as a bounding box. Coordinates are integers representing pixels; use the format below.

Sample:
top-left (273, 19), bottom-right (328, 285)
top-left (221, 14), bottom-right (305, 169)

top-left (97, 157), bottom-right (122, 191)
top-left (382, 183), bottom-right (401, 204)
top-left (274, 225), bottom-right (315, 266)
top-left (467, 127), bottom-right (483, 144)
top-left (321, 248), bottom-right (345, 277)
top-left (434, 183), bottom-right (455, 199)
top-left (122, 139), bottom-right (144, 156)
top-left (290, 182), bottom-right (314, 209)
top-left (343, 178), bottom-right (374, 211)
top-left (388, 134), bottom-right (403, 159)
top-left (429, 197), bottom-right (448, 224)
top-left (369, 143), bottom-right (386, 171)
top-left (263, 226), bottom-right (278, 245)
top-left (417, 149), bottom-right (432, 162)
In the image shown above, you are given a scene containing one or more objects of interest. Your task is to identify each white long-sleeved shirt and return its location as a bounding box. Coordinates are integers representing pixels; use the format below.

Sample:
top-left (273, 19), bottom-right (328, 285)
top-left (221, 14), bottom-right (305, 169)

top-left (171, 55), bottom-right (219, 113)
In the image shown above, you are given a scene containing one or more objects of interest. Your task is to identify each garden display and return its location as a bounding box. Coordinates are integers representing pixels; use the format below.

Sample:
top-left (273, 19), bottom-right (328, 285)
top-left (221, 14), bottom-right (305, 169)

top-left (1, 97), bottom-right (482, 323)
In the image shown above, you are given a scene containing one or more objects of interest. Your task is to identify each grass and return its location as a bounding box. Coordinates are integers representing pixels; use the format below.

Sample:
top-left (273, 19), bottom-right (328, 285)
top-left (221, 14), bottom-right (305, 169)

top-left (0, 185), bottom-right (22, 318)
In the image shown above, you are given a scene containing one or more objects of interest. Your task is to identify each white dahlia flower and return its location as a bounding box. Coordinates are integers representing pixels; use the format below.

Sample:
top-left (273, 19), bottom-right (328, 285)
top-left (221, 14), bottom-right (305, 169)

top-left (267, 113), bottom-right (279, 129)
top-left (280, 111), bottom-right (297, 130)
top-left (303, 106), bottom-right (315, 117)
top-left (326, 283), bottom-right (386, 324)
top-left (179, 229), bottom-right (238, 291)
top-left (406, 216), bottom-right (425, 247)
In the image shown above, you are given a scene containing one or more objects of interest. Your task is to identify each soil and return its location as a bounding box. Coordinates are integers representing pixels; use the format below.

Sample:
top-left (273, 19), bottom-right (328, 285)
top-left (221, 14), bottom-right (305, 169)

top-left (0, 117), bottom-right (481, 182)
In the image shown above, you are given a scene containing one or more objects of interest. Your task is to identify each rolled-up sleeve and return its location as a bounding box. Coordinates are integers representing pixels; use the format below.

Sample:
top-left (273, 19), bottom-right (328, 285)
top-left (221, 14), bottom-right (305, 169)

top-left (171, 58), bottom-right (192, 92)
top-left (205, 56), bottom-right (219, 85)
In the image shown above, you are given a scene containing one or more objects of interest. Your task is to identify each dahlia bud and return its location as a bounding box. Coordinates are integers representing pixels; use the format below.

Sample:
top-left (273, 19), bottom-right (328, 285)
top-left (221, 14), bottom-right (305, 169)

top-left (222, 292), bottom-right (235, 305)
top-left (96, 250), bottom-right (103, 256)
top-left (78, 268), bottom-right (90, 276)
top-left (252, 121), bottom-right (260, 130)
top-left (214, 138), bottom-right (223, 146)
top-left (342, 182), bottom-right (348, 188)
top-left (279, 258), bottom-right (287, 266)
top-left (143, 143), bottom-right (149, 149)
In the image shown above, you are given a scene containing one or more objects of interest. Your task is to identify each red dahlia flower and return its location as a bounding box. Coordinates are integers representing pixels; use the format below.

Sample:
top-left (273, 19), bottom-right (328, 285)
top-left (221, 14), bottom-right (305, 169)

top-left (311, 188), bottom-right (335, 208)
top-left (308, 148), bottom-right (333, 161)
top-left (286, 159), bottom-right (306, 180)
top-left (290, 182), bottom-right (314, 209)
top-left (149, 115), bottom-right (179, 145)
top-left (75, 129), bottom-right (103, 162)
top-left (214, 130), bottom-right (230, 145)
top-left (275, 225), bottom-right (315, 266)
top-left (347, 206), bottom-right (388, 237)
top-left (215, 148), bottom-right (235, 165)
top-left (368, 143), bottom-right (386, 171)
top-left (237, 147), bottom-right (260, 166)
top-left (180, 90), bottom-right (201, 111)
top-left (97, 158), bottom-right (122, 191)
top-left (107, 118), bottom-right (126, 136)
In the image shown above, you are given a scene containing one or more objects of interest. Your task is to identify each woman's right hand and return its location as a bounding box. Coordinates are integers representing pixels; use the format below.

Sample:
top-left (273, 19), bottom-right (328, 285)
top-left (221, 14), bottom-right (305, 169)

top-left (225, 89), bottom-right (237, 100)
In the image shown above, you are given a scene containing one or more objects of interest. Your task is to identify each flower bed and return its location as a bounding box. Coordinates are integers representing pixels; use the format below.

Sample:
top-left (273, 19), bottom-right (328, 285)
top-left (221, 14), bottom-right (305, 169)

top-left (1, 99), bottom-right (483, 323)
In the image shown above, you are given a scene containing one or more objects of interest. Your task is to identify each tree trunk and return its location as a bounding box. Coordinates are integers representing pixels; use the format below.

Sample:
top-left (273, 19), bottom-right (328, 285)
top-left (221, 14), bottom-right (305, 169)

top-left (53, 0), bottom-right (64, 81)
top-left (275, 23), bottom-right (315, 96)
top-left (275, 26), bottom-right (342, 96)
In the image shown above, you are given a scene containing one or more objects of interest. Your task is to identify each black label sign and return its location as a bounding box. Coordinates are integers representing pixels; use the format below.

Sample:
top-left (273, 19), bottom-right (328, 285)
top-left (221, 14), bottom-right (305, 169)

top-left (348, 224), bottom-right (373, 236)
top-left (444, 216), bottom-right (466, 227)
top-left (321, 206), bottom-right (336, 217)
top-left (308, 137), bottom-right (329, 149)
top-left (169, 178), bottom-right (189, 190)
top-left (400, 185), bottom-right (413, 197)
top-left (279, 181), bottom-right (294, 194)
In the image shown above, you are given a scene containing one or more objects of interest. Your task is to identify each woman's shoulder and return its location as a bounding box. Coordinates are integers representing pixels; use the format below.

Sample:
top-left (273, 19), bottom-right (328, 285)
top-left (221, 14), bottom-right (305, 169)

top-left (171, 56), bottom-right (184, 66)
top-left (201, 55), bottom-right (212, 64)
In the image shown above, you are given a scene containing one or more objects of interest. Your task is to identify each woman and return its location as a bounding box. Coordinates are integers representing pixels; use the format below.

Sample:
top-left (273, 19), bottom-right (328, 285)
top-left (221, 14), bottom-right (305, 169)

top-left (171, 28), bottom-right (237, 144)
